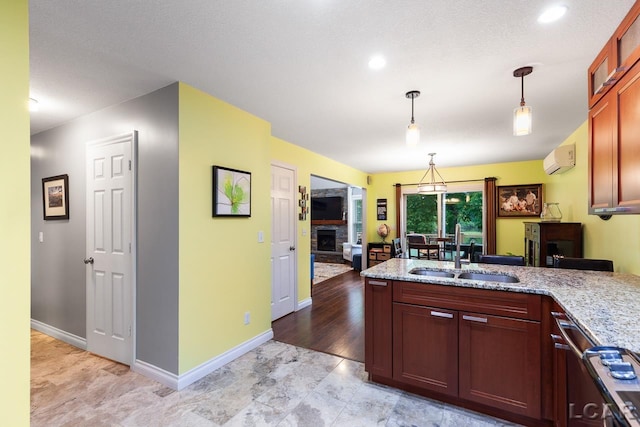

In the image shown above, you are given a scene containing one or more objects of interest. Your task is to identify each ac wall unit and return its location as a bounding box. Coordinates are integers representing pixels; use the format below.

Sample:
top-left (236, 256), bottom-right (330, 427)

top-left (544, 144), bottom-right (575, 175)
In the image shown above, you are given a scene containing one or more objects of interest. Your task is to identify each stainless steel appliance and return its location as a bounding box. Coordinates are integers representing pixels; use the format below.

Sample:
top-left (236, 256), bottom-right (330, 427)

top-left (554, 312), bottom-right (640, 426)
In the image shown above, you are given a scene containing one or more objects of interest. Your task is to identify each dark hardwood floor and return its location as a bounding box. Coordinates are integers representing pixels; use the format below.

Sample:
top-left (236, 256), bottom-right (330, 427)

top-left (272, 269), bottom-right (364, 362)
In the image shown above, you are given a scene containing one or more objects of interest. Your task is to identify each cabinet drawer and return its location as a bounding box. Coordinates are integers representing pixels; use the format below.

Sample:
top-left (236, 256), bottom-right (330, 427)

top-left (393, 281), bottom-right (541, 321)
top-left (377, 253), bottom-right (391, 261)
top-left (369, 251), bottom-right (379, 260)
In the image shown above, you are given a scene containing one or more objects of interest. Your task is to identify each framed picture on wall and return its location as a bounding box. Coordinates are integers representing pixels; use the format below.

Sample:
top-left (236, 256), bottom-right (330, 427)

top-left (42, 174), bottom-right (70, 220)
top-left (212, 165), bottom-right (251, 217)
top-left (497, 183), bottom-right (542, 217)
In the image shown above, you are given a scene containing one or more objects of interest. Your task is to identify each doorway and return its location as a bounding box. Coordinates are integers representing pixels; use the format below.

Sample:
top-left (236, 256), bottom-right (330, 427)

top-left (85, 131), bottom-right (137, 365)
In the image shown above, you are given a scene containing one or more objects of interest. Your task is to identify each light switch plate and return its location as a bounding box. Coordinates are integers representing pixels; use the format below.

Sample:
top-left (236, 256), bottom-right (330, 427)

top-left (258, 231), bottom-right (264, 243)
top-left (39, 231), bottom-right (44, 243)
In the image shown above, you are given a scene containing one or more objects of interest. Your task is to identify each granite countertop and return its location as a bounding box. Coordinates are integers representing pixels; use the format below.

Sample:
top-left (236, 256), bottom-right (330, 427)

top-left (361, 258), bottom-right (640, 353)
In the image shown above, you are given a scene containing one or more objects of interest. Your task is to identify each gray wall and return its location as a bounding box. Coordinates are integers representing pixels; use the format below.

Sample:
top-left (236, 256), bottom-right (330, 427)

top-left (31, 83), bottom-right (180, 374)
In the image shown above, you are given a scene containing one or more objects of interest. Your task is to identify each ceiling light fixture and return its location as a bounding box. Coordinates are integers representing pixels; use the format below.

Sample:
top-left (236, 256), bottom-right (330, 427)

top-left (368, 55), bottom-right (386, 70)
top-left (513, 66), bottom-right (533, 136)
top-left (29, 97), bottom-right (39, 112)
top-left (417, 153), bottom-right (447, 194)
top-left (405, 90), bottom-right (420, 146)
top-left (538, 5), bottom-right (568, 24)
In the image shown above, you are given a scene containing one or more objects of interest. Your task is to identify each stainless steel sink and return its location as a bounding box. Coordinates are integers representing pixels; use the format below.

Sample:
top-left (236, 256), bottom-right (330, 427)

top-left (408, 268), bottom-right (456, 278)
top-left (457, 272), bottom-right (520, 283)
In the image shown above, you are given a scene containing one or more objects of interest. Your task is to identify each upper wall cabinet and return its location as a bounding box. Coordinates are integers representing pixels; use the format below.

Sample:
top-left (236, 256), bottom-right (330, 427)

top-left (589, 0), bottom-right (640, 215)
top-left (588, 1), bottom-right (640, 108)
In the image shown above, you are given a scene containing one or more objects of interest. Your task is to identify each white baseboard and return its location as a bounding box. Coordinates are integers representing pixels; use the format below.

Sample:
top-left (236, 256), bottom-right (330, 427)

top-left (31, 319), bottom-right (87, 350)
top-left (297, 298), bottom-right (312, 310)
top-left (133, 329), bottom-right (274, 390)
top-left (132, 359), bottom-right (179, 389)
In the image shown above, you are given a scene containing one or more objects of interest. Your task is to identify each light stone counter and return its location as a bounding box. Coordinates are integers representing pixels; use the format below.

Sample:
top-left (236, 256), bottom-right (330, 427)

top-left (361, 258), bottom-right (640, 353)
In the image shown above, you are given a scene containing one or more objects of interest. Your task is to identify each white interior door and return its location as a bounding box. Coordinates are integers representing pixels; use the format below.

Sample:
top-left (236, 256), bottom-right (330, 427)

top-left (86, 132), bottom-right (136, 365)
top-left (271, 164), bottom-right (297, 321)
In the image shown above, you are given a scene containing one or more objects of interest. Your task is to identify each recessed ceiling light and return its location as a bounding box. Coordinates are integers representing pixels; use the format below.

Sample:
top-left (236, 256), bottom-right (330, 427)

top-left (538, 5), bottom-right (568, 23)
top-left (29, 97), bottom-right (39, 112)
top-left (368, 55), bottom-right (386, 70)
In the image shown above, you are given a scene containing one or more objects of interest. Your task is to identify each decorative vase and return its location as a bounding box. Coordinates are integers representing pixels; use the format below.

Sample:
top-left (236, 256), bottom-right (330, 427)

top-left (540, 202), bottom-right (562, 222)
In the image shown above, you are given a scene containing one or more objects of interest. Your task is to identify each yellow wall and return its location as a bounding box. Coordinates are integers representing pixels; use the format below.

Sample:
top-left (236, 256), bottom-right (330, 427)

top-left (367, 160), bottom-right (548, 255)
top-left (270, 136), bottom-right (368, 302)
top-left (0, 0), bottom-right (30, 424)
top-left (546, 122), bottom-right (640, 274)
top-left (178, 83), bottom-right (272, 373)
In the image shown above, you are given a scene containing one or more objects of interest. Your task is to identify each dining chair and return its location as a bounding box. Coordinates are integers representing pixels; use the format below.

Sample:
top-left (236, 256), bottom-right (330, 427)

top-left (477, 254), bottom-right (525, 266)
top-left (553, 256), bottom-right (613, 272)
top-left (429, 236), bottom-right (453, 261)
top-left (407, 234), bottom-right (439, 260)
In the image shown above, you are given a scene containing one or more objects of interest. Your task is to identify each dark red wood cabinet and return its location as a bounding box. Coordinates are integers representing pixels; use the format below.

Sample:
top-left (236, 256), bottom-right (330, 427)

top-left (392, 303), bottom-right (458, 396)
top-left (459, 311), bottom-right (541, 419)
top-left (364, 278), bottom-right (392, 378)
top-left (366, 279), bottom-right (545, 424)
top-left (589, 0), bottom-right (640, 216)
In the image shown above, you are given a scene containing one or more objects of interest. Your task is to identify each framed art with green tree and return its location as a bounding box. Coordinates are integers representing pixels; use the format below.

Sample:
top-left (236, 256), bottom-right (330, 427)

top-left (212, 165), bottom-right (251, 217)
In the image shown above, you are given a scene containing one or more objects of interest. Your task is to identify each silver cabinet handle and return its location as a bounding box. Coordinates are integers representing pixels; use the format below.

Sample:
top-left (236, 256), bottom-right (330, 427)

top-left (369, 280), bottom-right (388, 287)
top-left (462, 315), bottom-right (487, 323)
top-left (430, 311), bottom-right (453, 319)
top-left (84, 257), bottom-right (94, 265)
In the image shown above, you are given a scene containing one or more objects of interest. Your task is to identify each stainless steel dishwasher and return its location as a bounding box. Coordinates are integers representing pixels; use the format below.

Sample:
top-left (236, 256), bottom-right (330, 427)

top-left (552, 312), bottom-right (640, 427)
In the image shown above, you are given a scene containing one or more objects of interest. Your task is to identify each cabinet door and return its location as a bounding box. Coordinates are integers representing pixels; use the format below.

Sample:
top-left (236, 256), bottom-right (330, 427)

top-left (588, 91), bottom-right (617, 214)
top-left (459, 312), bottom-right (541, 419)
top-left (616, 61), bottom-right (640, 211)
top-left (392, 303), bottom-right (458, 396)
top-left (364, 278), bottom-right (392, 378)
top-left (588, 39), bottom-right (616, 108)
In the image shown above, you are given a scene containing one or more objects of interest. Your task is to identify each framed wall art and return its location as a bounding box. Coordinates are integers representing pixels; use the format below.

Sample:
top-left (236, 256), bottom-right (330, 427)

top-left (497, 183), bottom-right (542, 217)
top-left (212, 166), bottom-right (251, 217)
top-left (42, 174), bottom-right (70, 220)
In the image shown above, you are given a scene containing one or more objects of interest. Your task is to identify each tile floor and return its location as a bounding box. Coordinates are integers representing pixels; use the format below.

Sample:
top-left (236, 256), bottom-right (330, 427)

top-left (31, 330), bottom-right (522, 426)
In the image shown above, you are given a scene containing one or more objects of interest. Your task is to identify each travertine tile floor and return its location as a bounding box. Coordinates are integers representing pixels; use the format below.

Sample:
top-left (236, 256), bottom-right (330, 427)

top-left (31, 330), bottom-right (522, 426)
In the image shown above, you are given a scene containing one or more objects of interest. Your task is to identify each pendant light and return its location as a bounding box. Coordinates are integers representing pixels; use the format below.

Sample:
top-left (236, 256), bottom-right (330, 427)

top-left (513, 66), bottom-right (533, 136)
top-left (405, 90), bottom-right (420, 146)
top-left (417, 153), bottom-right (447, 194)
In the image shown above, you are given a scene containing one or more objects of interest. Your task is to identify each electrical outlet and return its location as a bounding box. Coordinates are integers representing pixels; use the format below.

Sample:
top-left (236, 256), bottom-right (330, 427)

top-left (244, 311), bottom-right (250, 325)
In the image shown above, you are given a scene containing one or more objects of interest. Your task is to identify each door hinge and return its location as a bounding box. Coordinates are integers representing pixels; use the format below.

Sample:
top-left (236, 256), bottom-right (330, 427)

top-left (129, 243), bottom-right (131, 253)
top-left (128, 160), bottom-right (132, 170)
top-left (128, 325), bottom-right (132, 337)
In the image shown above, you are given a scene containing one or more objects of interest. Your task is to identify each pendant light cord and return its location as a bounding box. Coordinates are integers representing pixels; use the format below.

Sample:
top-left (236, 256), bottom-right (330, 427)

top-left (411, 96), bottom-right (415, 124)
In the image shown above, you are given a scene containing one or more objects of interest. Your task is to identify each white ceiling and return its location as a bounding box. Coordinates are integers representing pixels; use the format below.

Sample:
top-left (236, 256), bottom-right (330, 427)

top-left (29, 1), bottom-right (635, 173)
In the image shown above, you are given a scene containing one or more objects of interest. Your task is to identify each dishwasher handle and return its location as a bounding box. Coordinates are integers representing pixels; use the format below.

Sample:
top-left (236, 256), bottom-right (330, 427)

top-left (554, 317), bottom-right (586, 359)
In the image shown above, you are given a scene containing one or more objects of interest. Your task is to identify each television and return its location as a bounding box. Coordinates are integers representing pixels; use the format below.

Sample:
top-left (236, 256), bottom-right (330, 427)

top-left (311, 196), bottom-right (343, 220)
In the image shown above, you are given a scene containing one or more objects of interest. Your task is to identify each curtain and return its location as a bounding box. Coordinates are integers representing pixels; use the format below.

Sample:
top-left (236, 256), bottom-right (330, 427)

top-left (484, 177), bottom-right (497, 254)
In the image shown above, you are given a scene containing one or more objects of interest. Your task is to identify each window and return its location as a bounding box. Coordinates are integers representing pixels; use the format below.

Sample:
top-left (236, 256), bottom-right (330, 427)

top-left (402, 183), bottom-right (484, 257)
top-left (349, 187), bottom-right (363, 244)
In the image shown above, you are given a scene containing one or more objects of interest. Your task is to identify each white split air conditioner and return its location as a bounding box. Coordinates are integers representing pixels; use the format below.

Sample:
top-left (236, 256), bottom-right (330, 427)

top-left (544, 144), bottom-right (575, 175)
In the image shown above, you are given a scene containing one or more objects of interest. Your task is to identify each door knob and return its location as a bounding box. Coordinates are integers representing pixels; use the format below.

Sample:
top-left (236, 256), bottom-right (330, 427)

top-left (289, 246), bottom-right (296, 251)
top-left (84, 257), bottom-right (94, 265)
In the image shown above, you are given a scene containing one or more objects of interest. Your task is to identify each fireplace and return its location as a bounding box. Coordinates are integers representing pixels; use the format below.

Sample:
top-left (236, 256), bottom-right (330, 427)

top-left (317, 229), bottom-right (336, 252)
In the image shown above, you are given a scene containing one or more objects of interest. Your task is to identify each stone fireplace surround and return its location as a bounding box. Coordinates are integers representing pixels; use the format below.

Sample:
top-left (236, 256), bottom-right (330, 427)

top-left (311, 187), bottom-right (348, 263)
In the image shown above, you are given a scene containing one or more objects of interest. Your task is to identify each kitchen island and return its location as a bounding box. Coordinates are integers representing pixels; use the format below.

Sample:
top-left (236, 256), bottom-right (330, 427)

top-left (361, 258), bottom-right (640, 426)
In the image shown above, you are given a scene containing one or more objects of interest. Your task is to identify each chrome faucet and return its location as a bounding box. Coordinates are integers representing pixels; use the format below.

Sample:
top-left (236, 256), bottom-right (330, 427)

top-left (454, 223), bottom-right (462, 269)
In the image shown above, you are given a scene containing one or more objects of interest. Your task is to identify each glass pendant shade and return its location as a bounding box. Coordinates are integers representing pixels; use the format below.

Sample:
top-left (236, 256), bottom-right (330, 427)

top-left (417, 183), bottom-right (447, 193)
top-left (406, 122), bottom-right (420, 146)
top-left (513, 105), bottom-right (532, 136)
